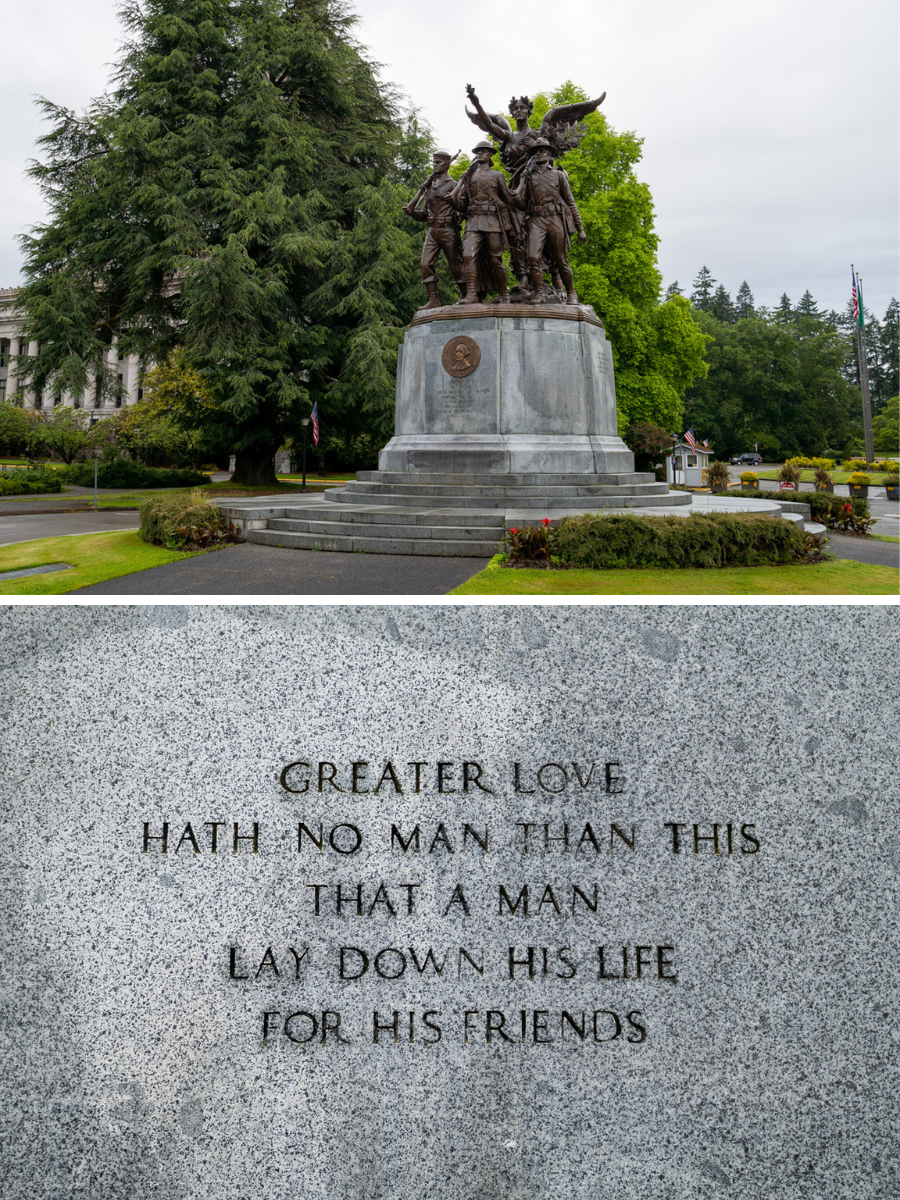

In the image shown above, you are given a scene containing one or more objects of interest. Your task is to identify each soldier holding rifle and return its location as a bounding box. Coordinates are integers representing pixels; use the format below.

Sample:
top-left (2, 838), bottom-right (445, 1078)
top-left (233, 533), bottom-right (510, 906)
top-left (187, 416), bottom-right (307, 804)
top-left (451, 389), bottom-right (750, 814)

top-left (404, 149), bottom-right (465, 309)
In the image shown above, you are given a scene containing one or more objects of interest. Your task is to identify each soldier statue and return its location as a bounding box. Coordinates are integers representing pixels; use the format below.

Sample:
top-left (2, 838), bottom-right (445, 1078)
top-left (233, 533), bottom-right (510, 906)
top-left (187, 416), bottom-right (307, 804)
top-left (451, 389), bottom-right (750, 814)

top-left (464, 84), bottom-right (604, 301)
top-left (403, 149), bottom-right (465, 309)
top-left (516, 138), bottom-right (586, 305)
top-left (449, 141), bottom-right (517, 305)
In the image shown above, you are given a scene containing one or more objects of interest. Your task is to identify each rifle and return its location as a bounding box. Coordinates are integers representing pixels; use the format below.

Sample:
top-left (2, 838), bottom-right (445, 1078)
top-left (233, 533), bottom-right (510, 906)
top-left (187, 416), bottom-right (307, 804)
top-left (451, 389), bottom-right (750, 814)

top-left (407, 150), bottom-right (461, 210)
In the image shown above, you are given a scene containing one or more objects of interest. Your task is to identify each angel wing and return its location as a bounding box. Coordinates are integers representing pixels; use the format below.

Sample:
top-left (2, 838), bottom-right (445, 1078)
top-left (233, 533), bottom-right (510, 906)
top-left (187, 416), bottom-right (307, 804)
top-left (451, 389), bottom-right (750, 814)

top-left (539, 93), bottom-right (606, 156)
top-left (465, 107), bottom-right (513, 140)
top-left (539, 94), bottom-right (606, 132)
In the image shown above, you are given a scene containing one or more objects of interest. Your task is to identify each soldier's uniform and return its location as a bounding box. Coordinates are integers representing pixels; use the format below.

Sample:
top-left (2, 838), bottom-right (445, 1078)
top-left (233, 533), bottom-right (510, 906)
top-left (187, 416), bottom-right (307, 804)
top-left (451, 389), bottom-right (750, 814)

top-left (516, 141), bottom-right (585, 303)
top-left (451, 142), bottom-right (517, 303)
top-left (408, 169), bottom-right (465, 305)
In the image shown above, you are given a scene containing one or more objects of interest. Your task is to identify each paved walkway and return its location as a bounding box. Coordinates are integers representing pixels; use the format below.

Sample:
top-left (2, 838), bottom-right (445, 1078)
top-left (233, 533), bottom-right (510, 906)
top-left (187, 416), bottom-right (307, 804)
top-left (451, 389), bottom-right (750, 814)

top-left (77, 542), bottom-right (489, 595)
top-left (0, 511), bottom-right (140, 546)
top-left (824, 534), bottom-right (899, 568)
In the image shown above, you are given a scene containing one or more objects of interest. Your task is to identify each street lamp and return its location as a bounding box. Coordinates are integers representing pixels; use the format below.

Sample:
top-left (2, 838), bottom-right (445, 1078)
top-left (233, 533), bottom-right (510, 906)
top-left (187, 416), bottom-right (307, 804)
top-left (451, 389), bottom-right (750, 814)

top-left (91, 444), bottom-right (102, 510)
top-left (300, 418), bottom-right (309, 493)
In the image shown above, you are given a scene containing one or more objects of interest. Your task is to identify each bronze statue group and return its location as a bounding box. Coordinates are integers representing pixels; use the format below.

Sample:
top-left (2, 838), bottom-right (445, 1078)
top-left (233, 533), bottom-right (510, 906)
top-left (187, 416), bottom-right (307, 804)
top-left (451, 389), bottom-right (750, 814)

top-left (403, 85), bottom-right (605, 310)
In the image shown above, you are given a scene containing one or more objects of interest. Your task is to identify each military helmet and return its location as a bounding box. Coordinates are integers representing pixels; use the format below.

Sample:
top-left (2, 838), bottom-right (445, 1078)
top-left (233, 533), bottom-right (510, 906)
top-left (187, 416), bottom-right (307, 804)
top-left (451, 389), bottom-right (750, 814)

top-left (527, 137), bottom-right (553, 154)
top-left (433, 148), bottom-right (452, 159)
top-left (472, 140), bottom-right (495, 153)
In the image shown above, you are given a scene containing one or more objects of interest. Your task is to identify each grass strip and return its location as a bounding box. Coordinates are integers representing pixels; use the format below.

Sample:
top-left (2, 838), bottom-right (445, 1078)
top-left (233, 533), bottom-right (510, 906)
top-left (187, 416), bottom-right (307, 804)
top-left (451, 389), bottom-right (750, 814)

top-left (0, 530), bottom-right (200, 595)
top-left (448, 555), bottom-right (898, 596)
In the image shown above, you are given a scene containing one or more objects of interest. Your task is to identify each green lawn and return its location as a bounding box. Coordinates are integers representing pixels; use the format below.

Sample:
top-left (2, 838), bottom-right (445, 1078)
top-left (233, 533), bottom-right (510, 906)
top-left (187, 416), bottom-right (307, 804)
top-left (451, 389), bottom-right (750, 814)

top-left (0, 530), bottom-right (201, 594)
top-left (756, 469), bottom-right (893, 485)
top-left (449, 555), bottom-right (898, 596)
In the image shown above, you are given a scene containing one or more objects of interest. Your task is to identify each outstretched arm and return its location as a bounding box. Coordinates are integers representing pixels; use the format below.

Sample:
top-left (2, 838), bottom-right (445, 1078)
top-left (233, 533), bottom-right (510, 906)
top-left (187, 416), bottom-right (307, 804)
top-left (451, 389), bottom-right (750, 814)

top-left (465, 84), bottom-right (510, 143)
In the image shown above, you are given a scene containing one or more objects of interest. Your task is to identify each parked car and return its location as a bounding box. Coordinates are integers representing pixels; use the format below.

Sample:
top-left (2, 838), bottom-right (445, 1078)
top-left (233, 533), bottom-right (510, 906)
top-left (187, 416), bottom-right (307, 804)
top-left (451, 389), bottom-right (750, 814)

top-left (729, 453), bottom-right (763, 466)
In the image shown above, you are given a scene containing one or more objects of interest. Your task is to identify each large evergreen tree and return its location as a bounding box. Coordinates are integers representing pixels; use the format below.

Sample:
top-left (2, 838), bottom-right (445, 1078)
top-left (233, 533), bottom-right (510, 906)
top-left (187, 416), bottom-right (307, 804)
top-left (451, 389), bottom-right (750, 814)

top-left (16, 0), bottom-right (426, 483)
top-left (735, 281), bottom-right (754, 320)
top-left (690, 266), bottom-right (716, 310)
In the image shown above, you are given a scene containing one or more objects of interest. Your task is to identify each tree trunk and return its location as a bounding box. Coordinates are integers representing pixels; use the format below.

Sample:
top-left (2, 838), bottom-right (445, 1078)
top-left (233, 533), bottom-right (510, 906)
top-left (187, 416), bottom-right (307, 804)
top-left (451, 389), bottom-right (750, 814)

top-left (231, 446), bottom-right (279, 487)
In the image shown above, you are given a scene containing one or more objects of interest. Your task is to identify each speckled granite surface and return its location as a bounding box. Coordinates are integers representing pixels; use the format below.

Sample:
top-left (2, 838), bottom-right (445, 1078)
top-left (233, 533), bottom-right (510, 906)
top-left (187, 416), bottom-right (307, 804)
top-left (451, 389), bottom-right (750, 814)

top-left (0, 605), bottom-right (897, 1200)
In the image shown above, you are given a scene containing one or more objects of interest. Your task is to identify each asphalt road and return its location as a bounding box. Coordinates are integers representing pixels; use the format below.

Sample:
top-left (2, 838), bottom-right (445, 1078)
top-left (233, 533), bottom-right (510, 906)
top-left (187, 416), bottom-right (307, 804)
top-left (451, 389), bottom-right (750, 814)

top-left (823, 534), bottom-right (900, 569)
top-left (78, 542), bottom-right (489, 595)
top-left (0, 510), bottom-right (141, 546)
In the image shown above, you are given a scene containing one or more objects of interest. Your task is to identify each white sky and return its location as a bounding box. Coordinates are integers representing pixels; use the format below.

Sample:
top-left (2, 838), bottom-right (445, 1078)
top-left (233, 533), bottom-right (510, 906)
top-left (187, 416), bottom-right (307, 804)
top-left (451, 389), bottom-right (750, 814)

top-left (1, 0), bottom-right (897, 318)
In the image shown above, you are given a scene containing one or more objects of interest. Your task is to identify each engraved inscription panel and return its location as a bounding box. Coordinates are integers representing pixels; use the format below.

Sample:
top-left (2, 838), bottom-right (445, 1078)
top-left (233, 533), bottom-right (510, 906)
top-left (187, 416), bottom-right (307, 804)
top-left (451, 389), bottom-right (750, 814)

top-left (441, 335), bottom-right (481, 377)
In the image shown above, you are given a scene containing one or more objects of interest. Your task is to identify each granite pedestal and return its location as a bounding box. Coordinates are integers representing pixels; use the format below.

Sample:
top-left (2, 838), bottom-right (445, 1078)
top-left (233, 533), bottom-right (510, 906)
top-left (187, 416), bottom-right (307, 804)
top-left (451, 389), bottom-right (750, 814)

top-left (222, 305), bottom-right (688, 555)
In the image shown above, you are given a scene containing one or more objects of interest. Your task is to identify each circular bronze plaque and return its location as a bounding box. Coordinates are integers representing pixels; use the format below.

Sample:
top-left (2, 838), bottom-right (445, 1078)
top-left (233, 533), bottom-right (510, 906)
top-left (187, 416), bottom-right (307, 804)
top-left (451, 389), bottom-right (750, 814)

top-left (441, 335), bottom-right (481, 378)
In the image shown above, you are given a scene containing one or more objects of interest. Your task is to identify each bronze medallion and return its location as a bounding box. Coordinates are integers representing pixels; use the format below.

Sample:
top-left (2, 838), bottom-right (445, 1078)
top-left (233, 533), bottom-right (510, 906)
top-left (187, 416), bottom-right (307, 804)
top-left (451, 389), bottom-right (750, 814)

top-left (441, 335), bottom-right (481, 378)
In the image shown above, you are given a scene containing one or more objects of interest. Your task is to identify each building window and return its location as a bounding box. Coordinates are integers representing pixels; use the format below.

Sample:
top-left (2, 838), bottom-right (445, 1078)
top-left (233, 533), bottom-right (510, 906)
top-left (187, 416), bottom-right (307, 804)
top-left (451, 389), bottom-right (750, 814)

top-left (116, 373), bottom-right (124, 407)
top-left (688, 455), bottom-right (697, 467)
top-left (94, 376), bottom-right (102, 409)
top-left (0, 341), bottom-right (8, 368)
top-left (0, 380), bottom-right (6, 401)
top-left (53, 396), bottom-right (61, 407)
top-left (74, 395), bottom-right (81, 409)
top-left (35, 391), bottom-right (43, 408)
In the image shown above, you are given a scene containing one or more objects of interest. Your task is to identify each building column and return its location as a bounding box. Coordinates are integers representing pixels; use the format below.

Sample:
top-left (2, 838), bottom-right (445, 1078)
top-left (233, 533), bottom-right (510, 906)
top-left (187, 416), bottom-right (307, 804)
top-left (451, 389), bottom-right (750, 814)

top-left (126, 354), bottom-right (141, 405)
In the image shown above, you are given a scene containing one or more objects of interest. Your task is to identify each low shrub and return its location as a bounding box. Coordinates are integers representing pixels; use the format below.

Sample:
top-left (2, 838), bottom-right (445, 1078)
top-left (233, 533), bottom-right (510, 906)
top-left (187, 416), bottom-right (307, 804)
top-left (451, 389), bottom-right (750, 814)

top-left (0, 468), bottom-right (63, 495)
top-left (785, 456), bottom-right (835, 471)
top-left (739, 471), bottom-right (759, 483)
top-left (831, 502), bottom-right (874, 535)
top-left (737, 489), bottom-right (870, 531)
top-left (59, 461), bottom-right (209, 489)
top-left (554, 512), bottom-right (806, 570)
top-left (504, 518), bottom-right (558, 565)
top-left (884, 474), bottom-right (899, 486)
top-left (139, 490), bottom-right (237, 550)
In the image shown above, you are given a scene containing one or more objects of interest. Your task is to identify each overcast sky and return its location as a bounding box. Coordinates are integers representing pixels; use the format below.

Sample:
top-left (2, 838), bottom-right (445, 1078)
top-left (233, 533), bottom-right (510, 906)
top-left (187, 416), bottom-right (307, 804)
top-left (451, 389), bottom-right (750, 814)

top-left (1, 0), bottom-right (897, 318)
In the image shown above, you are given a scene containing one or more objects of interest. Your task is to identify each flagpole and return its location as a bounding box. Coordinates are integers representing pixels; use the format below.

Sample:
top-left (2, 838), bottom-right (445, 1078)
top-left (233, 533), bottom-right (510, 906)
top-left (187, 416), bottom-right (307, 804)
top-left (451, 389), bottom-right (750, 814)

top-left (855, 269), bottom-right (875, 467)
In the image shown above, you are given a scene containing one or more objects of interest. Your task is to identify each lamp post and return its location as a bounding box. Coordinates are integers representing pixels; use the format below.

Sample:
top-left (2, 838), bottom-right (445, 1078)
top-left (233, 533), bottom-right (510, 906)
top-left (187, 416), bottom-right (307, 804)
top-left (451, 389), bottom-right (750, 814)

top-left (91, 444), bottom-right (101, 510)
top-left (300, 418), bottom-right (309, 493)
top-left (671, 433), bottom-right (679, 487)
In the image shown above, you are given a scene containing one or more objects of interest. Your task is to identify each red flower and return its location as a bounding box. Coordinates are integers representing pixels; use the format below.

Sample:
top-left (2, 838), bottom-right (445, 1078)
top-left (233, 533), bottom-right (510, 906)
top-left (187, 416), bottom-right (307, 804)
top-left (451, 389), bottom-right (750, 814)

top-left (509, 526), bottom-right (518, 534)
top-left (542, 517), bottom-right (551, 526)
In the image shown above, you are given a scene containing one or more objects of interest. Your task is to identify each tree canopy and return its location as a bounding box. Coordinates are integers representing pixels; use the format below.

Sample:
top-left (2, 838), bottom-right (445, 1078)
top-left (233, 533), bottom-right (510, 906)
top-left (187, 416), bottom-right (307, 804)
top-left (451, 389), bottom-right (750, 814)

top-left (16, 0), bottom-right (429, 482)
top-left (532, 84), bottom-right (708, 432)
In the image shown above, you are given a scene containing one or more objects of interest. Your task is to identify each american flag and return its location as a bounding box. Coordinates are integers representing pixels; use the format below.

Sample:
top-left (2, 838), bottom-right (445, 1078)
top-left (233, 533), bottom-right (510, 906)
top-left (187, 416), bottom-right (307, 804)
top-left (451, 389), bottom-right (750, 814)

top-left (311, 402), bottom-right (319, 447)
top-left (754, 442), bottom-right (758, 452)
top-left (684, 428), bottom-right (697, 452)
top-left (851, 267), bottom-right (859, 323)
top-left (702, 438), bottom-right (709, 448)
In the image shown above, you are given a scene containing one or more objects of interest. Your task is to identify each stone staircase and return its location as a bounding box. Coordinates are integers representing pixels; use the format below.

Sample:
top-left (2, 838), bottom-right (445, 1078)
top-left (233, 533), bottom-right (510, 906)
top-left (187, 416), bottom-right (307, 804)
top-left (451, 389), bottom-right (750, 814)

top-left (215, 469), bottom-right (690, 557)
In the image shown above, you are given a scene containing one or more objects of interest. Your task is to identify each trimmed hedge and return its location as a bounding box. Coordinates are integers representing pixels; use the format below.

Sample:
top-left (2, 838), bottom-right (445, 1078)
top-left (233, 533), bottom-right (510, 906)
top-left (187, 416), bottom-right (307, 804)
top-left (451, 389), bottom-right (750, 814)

top-left (0, 469), bottom-right (63, 495)
top-left (554, 512), bottom-right (804, 569)
top-left (60, 461), bottom-right (209, 489)
top-left (738, 489), bottom-right (869, 527)
top-left (139, 491), bottom-right (234, 550)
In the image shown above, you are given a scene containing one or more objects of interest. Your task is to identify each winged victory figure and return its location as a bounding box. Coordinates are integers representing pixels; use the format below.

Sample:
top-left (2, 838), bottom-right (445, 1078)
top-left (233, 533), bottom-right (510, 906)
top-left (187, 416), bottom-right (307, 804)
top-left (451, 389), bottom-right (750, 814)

top-left (464, 85), bottom-right (605, 297)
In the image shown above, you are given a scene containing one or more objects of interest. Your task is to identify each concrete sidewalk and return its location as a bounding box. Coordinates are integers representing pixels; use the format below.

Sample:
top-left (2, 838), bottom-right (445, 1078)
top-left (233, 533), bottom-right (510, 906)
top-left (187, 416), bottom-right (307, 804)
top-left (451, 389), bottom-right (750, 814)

top-left (77, 541), bottom-right (489, 595)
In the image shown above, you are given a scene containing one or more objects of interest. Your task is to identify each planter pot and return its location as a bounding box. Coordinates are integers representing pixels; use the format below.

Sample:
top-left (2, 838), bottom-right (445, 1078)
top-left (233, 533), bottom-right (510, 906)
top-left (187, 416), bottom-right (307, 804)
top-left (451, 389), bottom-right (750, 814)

top-left (711, 486), bottom-right (730, 494)
top-left (741, 480), bottom-right (759, 491)
top-left (849, 485), bottom-right (869, 498)
top-left (816, 484), bottom-right (834, 493)
top-left (886, 484), bottom-right (899, 501)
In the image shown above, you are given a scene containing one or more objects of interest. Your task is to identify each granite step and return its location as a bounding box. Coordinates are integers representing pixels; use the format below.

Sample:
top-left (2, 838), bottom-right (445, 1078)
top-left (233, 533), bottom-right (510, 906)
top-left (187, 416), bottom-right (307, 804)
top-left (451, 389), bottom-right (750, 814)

top-left (356, 469), bottom-right (657, 487)
top-left (277, 506), bottom-right (506, 528)
top-left (323, 488), bottom-right (691, 510)
top-left (268, 517), bottom-right (503, 542)
top-left (340, 480), bottom-right (668, 499)
top-left (247, 528), bottom-right (501, 556)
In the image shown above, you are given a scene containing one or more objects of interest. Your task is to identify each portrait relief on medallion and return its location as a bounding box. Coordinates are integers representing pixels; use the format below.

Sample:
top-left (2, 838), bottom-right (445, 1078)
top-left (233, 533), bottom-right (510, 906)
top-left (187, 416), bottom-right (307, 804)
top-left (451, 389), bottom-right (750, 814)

top-left (441, 335), bottom-right (481, 378)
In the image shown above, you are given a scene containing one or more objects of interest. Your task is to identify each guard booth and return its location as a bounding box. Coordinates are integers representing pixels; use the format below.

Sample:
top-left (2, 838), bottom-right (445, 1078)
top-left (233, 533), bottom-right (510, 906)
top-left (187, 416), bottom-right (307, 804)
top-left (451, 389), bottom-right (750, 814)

top-left (666, 440), bottom-right (712, 487)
